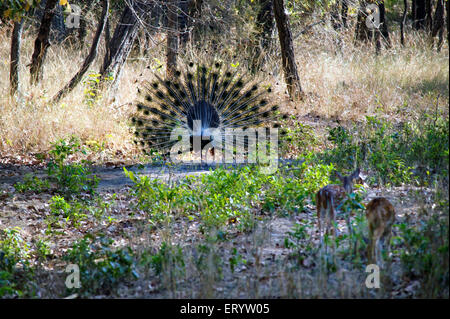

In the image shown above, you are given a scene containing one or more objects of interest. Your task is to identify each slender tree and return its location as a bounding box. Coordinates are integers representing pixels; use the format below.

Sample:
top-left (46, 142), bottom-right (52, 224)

top-left (29, 0), bottom-right (58, 85)
top-left (430, 0), bottom-right (445, 51)
top-left (100, 0), bottom-right (145, 89)
top-left (425, 0), bottom-right (433, 31)
top-left (251, 0), bottom-right (275, 73)
top-left (401, 0), bottom-right (408, 45)
top-left (355, 0), bottom-right (371, 42)
top-left (446, 0), bottom-right (449, 42)
top-left (412, 0), bottom-right (426, 29)
top-left (378, 0), bottom-right (391, 49)
top-left (52, 0), bottom-right (109, 103)
top-left (179, 0), bottom-right (191, 47)
top-left (166, 0), bottom-right (179, 78)
top-left (341, 0), bottom-right (348, 28)
top-left (10, 20), bottom-right (24, 97)
top-left (272, 0), bottom-right (302, 100)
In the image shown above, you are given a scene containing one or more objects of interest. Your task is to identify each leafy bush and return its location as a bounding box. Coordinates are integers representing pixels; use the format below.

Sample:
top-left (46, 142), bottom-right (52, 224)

top-left (126, 161), bottom-right (334, 232)
top-left (279, 118), bottom-right (319, 156)
top-left (13, 136), bottom-right (99, 197)
top-left (64, 235), bottom-right (138, 296)
top-left (47, 137), bottom-right (99, 197)
top-left (14, 173), bottom-right (50, 193)
top-left (48, 195), bottom-right (87, 228)
top-left (395, 210), bottom-right (449, 298)
top-left (0, 227), bottom-right (32, 297)
top-left (264, 157), bottom-right (333, 213)
top-left (47, 195), bottom-right (114, 230)
top-left (318, 112), bottom-right (449, 186)
top-left (146, 242), bottom-right (185, 277)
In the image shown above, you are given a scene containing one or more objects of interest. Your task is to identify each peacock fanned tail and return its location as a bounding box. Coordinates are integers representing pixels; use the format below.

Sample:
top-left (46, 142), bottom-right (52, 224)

top-left (131, 61), bottom-right (288, 158)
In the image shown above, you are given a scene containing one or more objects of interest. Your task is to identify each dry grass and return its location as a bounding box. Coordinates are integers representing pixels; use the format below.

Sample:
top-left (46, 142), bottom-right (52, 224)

top-left (0, 22), bottom-right (448, 161)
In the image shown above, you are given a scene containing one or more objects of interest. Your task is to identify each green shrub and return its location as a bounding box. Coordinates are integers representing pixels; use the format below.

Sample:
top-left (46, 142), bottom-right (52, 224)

top-left (147, 242), bottom-right (185, 277)
top-left (0, 227), bottom-right (33, 297)
top-left (395, 210), bottom-right (449, 298)
top-left (14, 173), bottom-right (50, 193)
top-left (13, 136), bottom-right (99, 198)
top-left (64, 235), bottom-right (138, 296)
top-left (318, 112), bottom-right (449, 186)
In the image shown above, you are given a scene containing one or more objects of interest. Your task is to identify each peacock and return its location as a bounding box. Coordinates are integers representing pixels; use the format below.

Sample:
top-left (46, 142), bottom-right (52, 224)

top-left (131, 61), bottom-right (288, 163)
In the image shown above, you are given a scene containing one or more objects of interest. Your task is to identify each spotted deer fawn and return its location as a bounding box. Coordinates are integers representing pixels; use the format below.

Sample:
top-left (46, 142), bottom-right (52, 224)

top-left (316, 168), bottom-right (361, 237)
top-left (366, 197), bottom-right (395, 267)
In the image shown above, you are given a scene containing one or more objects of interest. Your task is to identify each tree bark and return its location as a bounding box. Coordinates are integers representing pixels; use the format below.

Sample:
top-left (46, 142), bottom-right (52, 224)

top-left (105, 17), bottom-right (111, 54)
top-left (401, 0), bottom-right (408, 45)
top-left (425, 0), bottom-right (433, 31)
top-left (430, 0), bottom-right (445, 50)
top-left (378, 0), bottom-right (391, 49)
top-left (10, 20), bottom-right (24, 97)
top-left (100, 0), bottom-right (144, 89)
top-left (29, 0), bottom-right (58, 85)
top-left (355, 0), bottom-right (371, 42)
top-left (341, 0), bottom-right (348, 28)
top-left (272, 0), bottom-right (302, 100)
top-left (187, 0), bottom-right (203, 44)
top-left (446, 0), bottom-right (449, 43)
top-left (412, 0), bottom-right (426, 29)
top-left (251, 0), bottom-right (275, 73)
top-left (179, 0), bottom-right (191, 47)
top-left (52, 0), bottom-right (109, 104)
top-left (166, 0), bottom-right (179, 78)
top-left (331, 1), bottom-right (342, 30)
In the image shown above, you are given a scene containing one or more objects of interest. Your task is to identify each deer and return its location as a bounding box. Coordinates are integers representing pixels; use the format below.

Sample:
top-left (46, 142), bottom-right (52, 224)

top-left (316, 168), bottom-right (362, 238)
top-left (365, 197), bottom-right (395, 267)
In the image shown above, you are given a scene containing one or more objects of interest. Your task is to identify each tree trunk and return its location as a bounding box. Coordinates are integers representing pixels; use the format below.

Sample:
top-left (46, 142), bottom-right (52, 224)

top-left (34, 0), bottom-right (67, 43)
top-left (166, 0), bottom-right (179, 78)
top-left (378, 0), bottom-right (391, 48)
top-left (52, 3), bottom-right (67, 43)
top-left (446, 0), bottom-right (449, 43)
top-left (412, 0), bottom-right (426, 29)
top-left (425, 0), bottom-right (433, 31)
top-left (355, 0), bottom-right (371, 42)
top-left (105, 18), bottom-right (111, 54)
top-left (189, 0), bottom-right (203, 19)
top-left (100, 0), bottom-right (144, 90)
top-left (251, 0), bottom-right (275, 73)
top-left (10, 20), bottom-right (24, 97)
top-left (179, 0), bottom-right (191, 47)
top-left (29, 0), bottom-right (58, 85)
top-left (78, 11), bottom-right (88, 49)
top-left (430, 0), bottom-right (445, 50)
top-left (272, 0), bottom-right (302, 100)
top-left (52, 0), bottom-right (109, 104)
top-left (188, 0), bottom-right (203, 44)
top-left (401, 0), bottom-right (408, 45)
top-left (331, 1), bottom-right (342, 30)
top-left (341, 0), bottom-right (348, 28)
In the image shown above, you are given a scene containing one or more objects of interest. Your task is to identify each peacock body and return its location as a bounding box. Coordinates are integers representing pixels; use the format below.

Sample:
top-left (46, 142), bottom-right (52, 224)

top-left (131, 62), bottom-right (287, 162)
